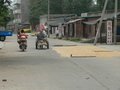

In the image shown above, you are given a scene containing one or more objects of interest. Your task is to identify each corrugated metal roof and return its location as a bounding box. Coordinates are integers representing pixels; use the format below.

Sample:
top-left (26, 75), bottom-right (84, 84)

top-left (83, 12), bottom-right (120, 25)
top-left (49, 19), bottom-right (66, 27)
top-left (83, 19), bottom-right (100, 25)
top-left (67, 19), bottom-right (81, 24)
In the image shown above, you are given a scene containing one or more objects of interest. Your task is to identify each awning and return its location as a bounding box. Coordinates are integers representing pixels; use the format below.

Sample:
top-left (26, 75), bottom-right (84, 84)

top-left (103, 12), bottom-right (120, 19)
top-left (83, 19), bottom-right (100, 25)
top-left (67, 19), bottom-right (81, 24)
top-left (83, 12), bottom-right (120, 25)
top-left (49, 19), bottom-right (65, 27)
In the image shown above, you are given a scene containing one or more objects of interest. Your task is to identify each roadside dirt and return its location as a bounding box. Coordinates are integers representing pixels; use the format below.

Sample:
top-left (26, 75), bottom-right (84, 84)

top-left (52, 46), bottom-right (120, 57)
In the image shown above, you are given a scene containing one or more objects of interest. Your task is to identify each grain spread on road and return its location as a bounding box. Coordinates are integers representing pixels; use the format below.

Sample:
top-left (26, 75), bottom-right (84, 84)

top-left (52, 46), bottom-right (120, 57)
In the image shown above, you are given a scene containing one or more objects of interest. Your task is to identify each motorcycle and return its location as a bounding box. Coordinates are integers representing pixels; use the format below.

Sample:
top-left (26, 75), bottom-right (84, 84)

top-left (19, 36), bottom-right (27, 51)
top-left (36, 39), bottom-right (49, 49)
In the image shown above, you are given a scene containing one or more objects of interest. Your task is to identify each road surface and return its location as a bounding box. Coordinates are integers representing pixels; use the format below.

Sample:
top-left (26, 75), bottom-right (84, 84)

top-left (0, 34), bottom-right (120, 90)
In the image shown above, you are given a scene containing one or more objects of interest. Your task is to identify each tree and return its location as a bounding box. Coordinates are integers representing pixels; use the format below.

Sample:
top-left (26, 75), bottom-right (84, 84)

top-left (28, 0), bottom-right (94, 27)
top-left (63, 0), bottom-right (93, 15)
top-left (0, 0), bottom-right (11, 28)
top-left (29, 0), bottom-right (65, 28)
top-left (50, 0), bottom-right (64, 14)
top-left (94, 0), bottom-right (115, 11)
top-left (29, 0), bottom-right (120, 28)
top-left (28, 0), bottom-right (48, 29)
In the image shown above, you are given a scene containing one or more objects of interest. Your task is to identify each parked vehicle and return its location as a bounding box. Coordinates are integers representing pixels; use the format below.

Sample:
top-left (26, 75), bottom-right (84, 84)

top-left (36, 39), bottom-right (49, 49)
top-left (19, 36), bottom-right (27, 51)
top-left (0, 30), bottom-right (13, 41)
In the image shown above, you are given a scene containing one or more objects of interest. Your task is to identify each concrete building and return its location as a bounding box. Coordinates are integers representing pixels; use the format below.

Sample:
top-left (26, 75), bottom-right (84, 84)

top-left (13, 0), bottom-right (30, 30)
top-left (39, 14), bottom-right (78, 35)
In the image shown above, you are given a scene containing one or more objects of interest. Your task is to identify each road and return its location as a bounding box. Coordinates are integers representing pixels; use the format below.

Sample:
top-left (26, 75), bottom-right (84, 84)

top-left (0, 34), bottom-right (120, 90)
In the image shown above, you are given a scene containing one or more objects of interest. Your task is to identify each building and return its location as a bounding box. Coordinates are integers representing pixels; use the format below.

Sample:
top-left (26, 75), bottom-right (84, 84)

top-left (55, 10), bottom-right (120, 44)
top-left (39, 14), bottom-right (78, 35)
top-left (63, 19), bottom-right (82, 38)
top-left (81, 10), bottom-right (120, 43)
top-left (13, 0), bottom-right (30, 31)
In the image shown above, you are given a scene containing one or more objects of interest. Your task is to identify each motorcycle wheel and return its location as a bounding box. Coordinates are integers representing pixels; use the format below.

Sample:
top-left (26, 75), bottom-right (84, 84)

top-left (36, 44), bottom-right (38, 49)
top-left (46, 41), bottom-right (49, 49)
top-left (35, 41), bottom-right (38, 49)
top-left (21, 45), bottom-right (26, 51)
top-left (40, 45), bottom-right (43, 49)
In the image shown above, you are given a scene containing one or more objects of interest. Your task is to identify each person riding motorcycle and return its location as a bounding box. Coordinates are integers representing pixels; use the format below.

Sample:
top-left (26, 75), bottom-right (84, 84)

top-left (17, 29), bottom-right (21, 36)
top-left (42, 29), bottom-right (47, 37)
top-left (18, 29), bottom-right (28, 44)
top-left (36, 30), bottom-right (45, 47)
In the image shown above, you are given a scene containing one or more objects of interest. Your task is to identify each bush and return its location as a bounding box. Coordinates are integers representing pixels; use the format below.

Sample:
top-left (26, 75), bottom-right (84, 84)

top-left (69, 37), bottom-right (81, 42)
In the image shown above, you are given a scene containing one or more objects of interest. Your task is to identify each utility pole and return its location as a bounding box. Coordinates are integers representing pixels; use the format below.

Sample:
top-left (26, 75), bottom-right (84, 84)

top-left (114, 0), bottom-right (118, 44)
top-left (47, 0), bottom-right (50, 38)
top-left (15, 20), bottom-right (18, 34)
top-left (94, 0), bottom-right (108, 45)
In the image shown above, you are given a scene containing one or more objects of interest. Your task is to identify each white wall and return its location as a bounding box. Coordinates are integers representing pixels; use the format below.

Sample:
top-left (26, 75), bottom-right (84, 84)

top-left (40, 17), bottom-right (47, 25)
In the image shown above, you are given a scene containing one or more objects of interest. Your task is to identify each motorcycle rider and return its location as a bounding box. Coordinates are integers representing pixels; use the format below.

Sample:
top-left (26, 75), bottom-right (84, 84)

top-left (17, 29), bottom-right (21, 35)
top-left (18, 29), bottom-right (28, 44)
top-left (42, 29), bottom-right (47, 37)
top-left (36, 30), bottom-right (45, 48)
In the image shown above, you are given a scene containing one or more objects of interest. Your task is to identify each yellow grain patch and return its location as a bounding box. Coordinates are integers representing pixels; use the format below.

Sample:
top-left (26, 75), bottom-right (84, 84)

top-left (52, 46), bottom-right (120, 57)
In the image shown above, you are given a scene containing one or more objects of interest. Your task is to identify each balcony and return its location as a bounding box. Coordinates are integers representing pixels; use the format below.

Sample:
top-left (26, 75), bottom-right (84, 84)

top-left (13, 9), bottom-right (21, 14)
top-left (14, 0), bottom-right (21, 5)
top-left (13, 19), bottom-right (21, 24)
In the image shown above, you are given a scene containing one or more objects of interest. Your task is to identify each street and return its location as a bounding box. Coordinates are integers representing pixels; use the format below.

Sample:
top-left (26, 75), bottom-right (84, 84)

top-left (0, 35), bottom-right (120, 90)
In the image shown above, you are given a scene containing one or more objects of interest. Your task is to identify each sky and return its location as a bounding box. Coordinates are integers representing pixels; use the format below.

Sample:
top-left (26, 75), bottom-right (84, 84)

top-left (93, 0), bottom-right (97, 4)
top-left (11, 0), bottom-right (97, 4)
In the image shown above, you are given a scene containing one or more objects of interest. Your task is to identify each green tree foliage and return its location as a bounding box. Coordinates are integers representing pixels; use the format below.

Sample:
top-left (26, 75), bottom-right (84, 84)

top-left (28, 0), bottom-right (120, 27)
top-left (96, 0), bottom-right (115, 11)
top-left (0, 0), bottom-right (11, 28)
top-left (29, 0), bottom-right (48, 28)
top-left (28, 0), bottom-right (94, 27)
top-left (28, 0), bottom-right (65, 29)
top-left (63, 0), bottom-right (93, 15)
top-left (50, 0), bottom-right (64, 14)
top-left (93, 0), bottom-right (120, 11)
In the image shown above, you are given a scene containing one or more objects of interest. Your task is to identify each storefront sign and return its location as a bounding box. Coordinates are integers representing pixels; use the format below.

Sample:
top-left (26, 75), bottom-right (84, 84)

top-left (107, 21), bottom-right (112, 44)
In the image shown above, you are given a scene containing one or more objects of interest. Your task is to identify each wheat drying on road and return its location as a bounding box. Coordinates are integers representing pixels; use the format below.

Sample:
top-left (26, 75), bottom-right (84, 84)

top-left (52, 46), bottom-right (120, 57)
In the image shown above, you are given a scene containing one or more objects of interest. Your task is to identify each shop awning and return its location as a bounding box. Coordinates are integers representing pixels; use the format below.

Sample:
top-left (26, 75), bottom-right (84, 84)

top-left (83, 19), bottom-right (100, 25)
top-left (83, 12), bottom-right (120, 25)
top-left (67, 19), bottom-right (81, 24)
top-left (49, 19), bottom-right (66, 27)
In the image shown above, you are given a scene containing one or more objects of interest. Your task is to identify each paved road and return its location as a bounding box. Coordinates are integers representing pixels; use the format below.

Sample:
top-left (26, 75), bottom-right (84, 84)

top-left (0, 35), bottom-right (120, 90)
top-left (0, 41), bottom-right (4, 49)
